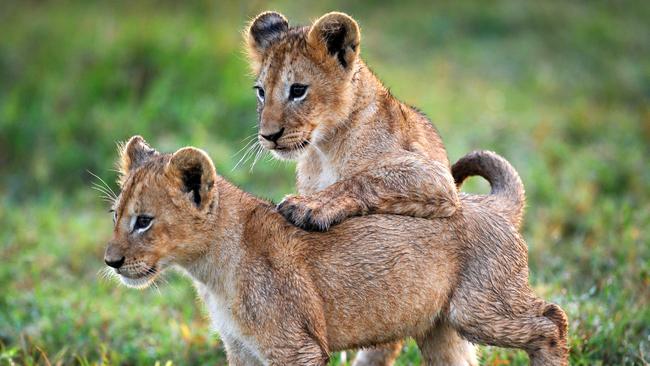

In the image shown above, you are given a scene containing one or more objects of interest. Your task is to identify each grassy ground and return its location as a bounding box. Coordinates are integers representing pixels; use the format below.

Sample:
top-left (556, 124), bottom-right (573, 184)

top-left (1, 1), bottom-right (649, 365)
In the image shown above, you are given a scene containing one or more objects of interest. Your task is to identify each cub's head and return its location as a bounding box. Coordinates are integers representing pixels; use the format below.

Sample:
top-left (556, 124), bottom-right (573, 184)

top-left (245, 11), bottom-right (361, 159)
top-left (104, 136), bottom-right (218, 288)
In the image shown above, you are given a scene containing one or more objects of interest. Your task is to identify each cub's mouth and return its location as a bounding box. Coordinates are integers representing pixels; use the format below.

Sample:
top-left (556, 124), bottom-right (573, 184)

top-left (116, 266), bottom-right (158, 289)
top-left (274, 140), bottom-right (309, 152)
top-left (269, 140), bottom-right (310, 160)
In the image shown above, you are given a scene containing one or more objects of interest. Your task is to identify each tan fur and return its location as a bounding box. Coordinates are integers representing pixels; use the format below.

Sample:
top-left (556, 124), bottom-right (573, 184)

top-left (104, 136), bottom-right (568, 366)
top-left (245, 12), bottom-right (461, 234)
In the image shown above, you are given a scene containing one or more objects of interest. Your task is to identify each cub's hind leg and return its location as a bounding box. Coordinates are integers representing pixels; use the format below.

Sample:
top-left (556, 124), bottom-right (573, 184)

top-left (449, 287), bottom-right (568, 366)
top-left (416, 321), bottom-right (478, 366)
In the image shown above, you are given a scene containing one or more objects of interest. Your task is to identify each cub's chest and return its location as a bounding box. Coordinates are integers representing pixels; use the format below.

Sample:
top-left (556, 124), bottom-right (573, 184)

top-left (315, 158), bottom-right (339, 191)
top-left (196, 283), bottom-right (265, 363)
top-left (297, 150), bottom-right (340, 194)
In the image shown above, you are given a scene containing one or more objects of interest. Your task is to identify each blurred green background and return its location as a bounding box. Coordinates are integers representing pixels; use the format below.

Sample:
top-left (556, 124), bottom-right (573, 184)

top-left (1, 0), bottom-right (649, 365)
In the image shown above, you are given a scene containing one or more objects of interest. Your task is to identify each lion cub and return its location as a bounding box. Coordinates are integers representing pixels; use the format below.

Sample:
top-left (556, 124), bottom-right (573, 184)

top-left (246, 11), bottom-right (461, 232)
top-left (104, 136), bottom-right (567, 366)
top-left (245, 11), bottom-right (479, 365)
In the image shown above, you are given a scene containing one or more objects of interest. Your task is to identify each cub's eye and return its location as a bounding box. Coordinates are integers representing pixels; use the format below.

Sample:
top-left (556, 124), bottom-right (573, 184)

top-left (109, 209), bottom-right (117, 224)
top-left (254, 86), bottom-right (265, 102)
top-left (134, 215), bottom-right (153, 232)
top-left (289, 84), bottom-right (308, 101)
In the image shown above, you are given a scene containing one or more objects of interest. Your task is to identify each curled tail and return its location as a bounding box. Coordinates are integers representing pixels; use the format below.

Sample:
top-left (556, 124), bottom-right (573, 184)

top-left (452, 150), bottom-right (525, 229)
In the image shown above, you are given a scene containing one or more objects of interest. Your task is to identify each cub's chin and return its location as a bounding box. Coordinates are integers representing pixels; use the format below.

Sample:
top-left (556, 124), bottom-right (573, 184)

top-left (115, 268), bottom-right (159, 289)
top-left (119, 274), bottom-right (157, 289)
top-left (270, 148), bottom-right (304, 161)
top-left (270, 145), bottom-right (310, 161)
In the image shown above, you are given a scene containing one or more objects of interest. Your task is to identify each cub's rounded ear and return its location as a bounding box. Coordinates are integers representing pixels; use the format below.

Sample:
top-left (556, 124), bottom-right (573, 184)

top-left (117, 135), bottom-right (158, 185)
top-left (245, 11), bottom-right (289, 71)
top-left (308, 12), bottom-right (360, 69)
top-left (167, 147), bottom-right (218, 210)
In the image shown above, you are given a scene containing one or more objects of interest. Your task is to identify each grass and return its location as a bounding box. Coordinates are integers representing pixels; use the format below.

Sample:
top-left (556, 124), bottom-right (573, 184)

top-left (1, 0), bottom-right (649, 365)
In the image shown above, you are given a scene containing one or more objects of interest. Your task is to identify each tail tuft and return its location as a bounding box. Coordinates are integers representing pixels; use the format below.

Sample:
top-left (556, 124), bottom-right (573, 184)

top-left (452, 151), bottom-right (525, 229)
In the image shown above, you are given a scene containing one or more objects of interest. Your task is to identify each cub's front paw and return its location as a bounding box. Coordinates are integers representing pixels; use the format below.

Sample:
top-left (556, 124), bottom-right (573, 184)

top-left (276, 195), bottom-right (346, 232)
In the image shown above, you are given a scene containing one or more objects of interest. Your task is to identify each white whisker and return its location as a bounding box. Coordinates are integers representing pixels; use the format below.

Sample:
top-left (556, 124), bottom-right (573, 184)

top-left (91, 186), bottom-right (117, 205)
top-left (239, 133), bottom-right (259, 144)
top-left (249, 144), bottom-right (265, 172)
top-left (155, 274), bottom-right (170, 287)
top-left (311, 143), bottom-right (324, 156)
top-left (232, 135), bottom-right (258, 157)
top-left (97, 267), bottom-right (118, 283)
top-left (233, 140), bottom-right (260, 171)
top-left (91, 182), bottom-right (115, 198)
top-left (87, 170), bottom-right (118, 199)
top-left (150, 280), bottom-right (162, 295)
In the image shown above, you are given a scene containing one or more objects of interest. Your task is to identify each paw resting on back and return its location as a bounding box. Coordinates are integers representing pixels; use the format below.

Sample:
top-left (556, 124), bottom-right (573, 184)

top-left (276, 195), bottom-right (347, 232)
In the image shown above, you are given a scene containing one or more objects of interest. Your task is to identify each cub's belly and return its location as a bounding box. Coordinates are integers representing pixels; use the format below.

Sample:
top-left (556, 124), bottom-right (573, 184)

top-left (315, 263), bottom-right (455, 351)
top-left (323, 285), bottom-right (448, 351)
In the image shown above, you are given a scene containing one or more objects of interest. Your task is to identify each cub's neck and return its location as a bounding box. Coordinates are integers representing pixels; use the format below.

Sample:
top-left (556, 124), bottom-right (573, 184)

top-left (295, 62), bottom-right (396, 194)
top-left (180, 177), bottom-right (291, 291)
top-left (315, 62), bottom-right (388, 153)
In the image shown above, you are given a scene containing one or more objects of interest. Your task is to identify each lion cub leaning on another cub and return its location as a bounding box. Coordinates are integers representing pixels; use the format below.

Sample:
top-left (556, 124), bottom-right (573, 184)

top-left (245, 11), bottom-right (527, 364)
top-left (103, 136), bottom-right (568, 366)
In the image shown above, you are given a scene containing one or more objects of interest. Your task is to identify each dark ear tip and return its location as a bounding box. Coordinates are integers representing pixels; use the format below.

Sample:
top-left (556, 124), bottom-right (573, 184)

top-left (250, 11), bottom-right (289, 37)
top-left (315, 12), bottom-right (359, 29)
top-left (247, 11), bottom-right (289, 52)
top-left (253, 11), bottom-right (288, 24)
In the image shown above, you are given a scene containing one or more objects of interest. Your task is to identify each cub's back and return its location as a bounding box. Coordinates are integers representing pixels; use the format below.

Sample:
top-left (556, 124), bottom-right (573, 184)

top-left (298, 214), bottom-right (462, 349)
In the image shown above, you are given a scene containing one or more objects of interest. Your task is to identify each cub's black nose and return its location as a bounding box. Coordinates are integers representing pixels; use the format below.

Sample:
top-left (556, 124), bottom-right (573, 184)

top-left (105, 256), bottom-right (125, 269)
top-left (260, 128), bottom-right (285, 143)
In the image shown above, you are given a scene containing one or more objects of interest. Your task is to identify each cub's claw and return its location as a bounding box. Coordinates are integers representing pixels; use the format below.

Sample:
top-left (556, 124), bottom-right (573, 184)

top-left (276, 195), bottom-right (345, 232)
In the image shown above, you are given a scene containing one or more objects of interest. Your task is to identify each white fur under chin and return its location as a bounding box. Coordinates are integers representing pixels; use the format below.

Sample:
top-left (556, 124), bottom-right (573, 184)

top-left (313, 147), bottom-right (338, 191)
top-left (270, 147), bottom-right (307, 161)
top-left (118, 273), bottom-right (156, 289)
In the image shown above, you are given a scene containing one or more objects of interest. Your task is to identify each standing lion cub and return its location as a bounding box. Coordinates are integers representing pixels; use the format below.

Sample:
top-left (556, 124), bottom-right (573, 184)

top-left (104, 136), bottom-right (568, 366)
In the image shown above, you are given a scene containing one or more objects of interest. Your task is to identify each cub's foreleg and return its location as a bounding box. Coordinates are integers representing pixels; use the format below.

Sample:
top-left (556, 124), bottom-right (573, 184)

top-left (221, 337), bottom-right (264, 366)
top-left (278, 153), bottom-right (459, 231)
top-left (265, 336), bottom-right (329, 366)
